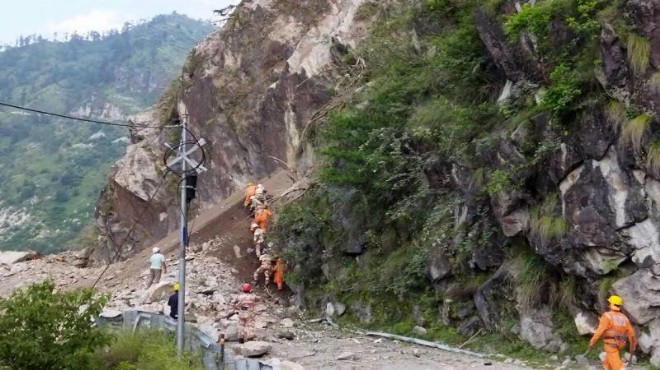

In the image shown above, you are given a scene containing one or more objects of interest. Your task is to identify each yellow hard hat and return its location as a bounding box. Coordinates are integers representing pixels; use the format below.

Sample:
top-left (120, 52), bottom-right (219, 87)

top-left (608, 295), bottom-right (623, 306)
top-left (173, 283), bottom-right (180, 291)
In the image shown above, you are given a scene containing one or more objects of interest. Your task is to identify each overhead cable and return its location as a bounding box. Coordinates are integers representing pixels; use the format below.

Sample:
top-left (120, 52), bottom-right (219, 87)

top-left (0, 101), bottom-right (180, 129)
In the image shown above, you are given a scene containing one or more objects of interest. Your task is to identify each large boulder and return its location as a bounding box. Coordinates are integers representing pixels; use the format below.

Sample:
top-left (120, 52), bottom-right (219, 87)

top-left (612, 269), bottom-right (660, 325)
top-left (519, 307), bottom-right (565, 353)
top-left (141, 281), bottom-right (176, 304)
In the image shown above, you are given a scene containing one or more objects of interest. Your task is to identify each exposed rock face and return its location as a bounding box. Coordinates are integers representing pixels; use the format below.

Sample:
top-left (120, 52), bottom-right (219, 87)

top-left (95, 0), bottom-right (371, 262)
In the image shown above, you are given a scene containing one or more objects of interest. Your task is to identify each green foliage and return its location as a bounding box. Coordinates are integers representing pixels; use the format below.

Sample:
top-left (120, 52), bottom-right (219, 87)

top-left (0, 14), bottom-right (212, 252)
top-left (95, 329), bottom-right (203, 370)
top-left (272, 188), bottom-right (335, 286)
top-left (529, 194), bottom-right (568, 245)
top-left (621, 113), bottom-right (652, 154)
top-left (0, 280), bottom-right (111, 370)
top-left (627, 33), bottom-right (650, 74)
top-left (542, 64), bottom-right (582, 116)
top-left (486, 169), bottom-right (512, 195)
top-left (605, 100), bottom-right (625, 130)
top-left (509, 249), bottom-right (552, 312)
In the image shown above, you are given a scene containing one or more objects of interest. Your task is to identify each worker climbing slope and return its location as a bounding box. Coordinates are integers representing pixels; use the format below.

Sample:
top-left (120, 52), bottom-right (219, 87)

top-left (586, 295), bottom-right (637, 370)
top-left (254, 205), bottom-right (273, 230)
top-left (243, 182), bottom-right (257, 208)
top-left (253, 246), bottom-right (273, 287)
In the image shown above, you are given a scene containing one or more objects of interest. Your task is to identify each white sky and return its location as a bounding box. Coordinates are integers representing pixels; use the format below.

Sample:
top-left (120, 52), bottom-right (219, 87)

top-left (0, 0), bottom-right (240, 45)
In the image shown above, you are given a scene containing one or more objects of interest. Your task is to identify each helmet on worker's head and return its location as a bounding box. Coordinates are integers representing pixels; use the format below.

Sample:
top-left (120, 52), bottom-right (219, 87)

top-left (152, 247), bottom-right (160, 254)
top-left (242, 283), bottom-right (252, 293)
top-left (608, 294), bottom-right (623, 306)
top-left (173, 283), bottom-right (180, 291)
top-left (257, 184), bottom-right (264, 189)
top-left (247, 181), bottom-right (255, 186)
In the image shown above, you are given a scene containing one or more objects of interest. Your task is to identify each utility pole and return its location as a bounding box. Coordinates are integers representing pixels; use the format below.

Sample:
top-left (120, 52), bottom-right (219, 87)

top-left (163, 109), bottom-right (207, 354)
top-left (176, 114), bottom-right (187, 354)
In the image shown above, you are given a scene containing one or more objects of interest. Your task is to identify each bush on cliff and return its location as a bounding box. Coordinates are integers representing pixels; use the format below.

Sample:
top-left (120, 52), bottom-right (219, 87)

top-left (0, 280), bottom-right (110, 370)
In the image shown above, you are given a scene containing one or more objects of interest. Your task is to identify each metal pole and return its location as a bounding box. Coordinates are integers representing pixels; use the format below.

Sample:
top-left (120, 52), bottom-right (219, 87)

top-left (176, 114), bottom-right (188, 354)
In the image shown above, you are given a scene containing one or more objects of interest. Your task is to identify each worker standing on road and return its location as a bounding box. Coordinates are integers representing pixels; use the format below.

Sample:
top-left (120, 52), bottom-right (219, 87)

top-left (146, 247), bottom-right (166, 288)
top-left (254, 205), bottom-right (273, 230)
top-left (167, 283), bottom-right (180, 319)
top-left (232, 283), bottom-right (258, 343)
top-left (586, 295), bottom-right (636, 370)
top-left (243, 182), bottom-right (257, 208)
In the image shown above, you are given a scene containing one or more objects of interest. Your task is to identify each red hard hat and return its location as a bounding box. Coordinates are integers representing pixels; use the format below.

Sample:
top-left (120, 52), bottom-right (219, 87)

top-left (242, 283), bottom-right (252, 292)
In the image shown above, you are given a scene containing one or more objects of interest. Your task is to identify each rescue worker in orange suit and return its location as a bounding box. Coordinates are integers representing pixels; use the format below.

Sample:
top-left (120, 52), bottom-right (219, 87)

top-left (586, 295), bottom-right (636, 370)
top-left (243, 182), bottom-right (257, 208)
top-left (273, 254), bottom-right (286, 291)
top-left (254, 205), bottom-right (273, 230)
top-left (231, 283), bottom-right (258, 343)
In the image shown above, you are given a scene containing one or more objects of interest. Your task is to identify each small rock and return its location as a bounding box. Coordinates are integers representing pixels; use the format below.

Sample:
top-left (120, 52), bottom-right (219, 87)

top-left (513, 359), bottom-right (525, 366)
top-left (504, 358), bottom-right (513, 364)
top-left (277, 330), bottom-right (295, 340)
top-left (550, 355), bottom-right (559, 361)
top-left (412, 326), bottom-right (427, 336)
top-left (575, 354), bottom-right (588, 365)
top-left (337, 352), bottom-right (357, 361)
top-left (412, 349), bottom-right (420, 357)
top-left (235, 341), bottom-right (271, 357)
top-left (374, 338), bottom-right (383, 344)
top-left (280, 318), bottom-right (294, 328)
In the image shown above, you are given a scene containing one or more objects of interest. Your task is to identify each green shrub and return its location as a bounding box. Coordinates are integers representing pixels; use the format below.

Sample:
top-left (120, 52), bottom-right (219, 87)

top-left (0, 280), bottom-right (111, 370)
top-left (621, 113), bottom-right (652, 154)
top-left (96, 329), bottom-right (203, 370)
top-left (627, 33), bottom-right (650, 74)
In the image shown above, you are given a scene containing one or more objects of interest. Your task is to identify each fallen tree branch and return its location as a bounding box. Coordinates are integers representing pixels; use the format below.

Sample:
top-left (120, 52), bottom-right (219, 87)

top-left (306, 316), bottom-right (339, 328)
top-left (458, 328), bottom-right (483, 349)
top-left (363, 331), bottom-right (485, 358)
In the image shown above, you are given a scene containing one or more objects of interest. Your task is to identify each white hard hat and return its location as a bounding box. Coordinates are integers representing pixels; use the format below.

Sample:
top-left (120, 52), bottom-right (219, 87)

top-left (257, 184), bottom-right (264, 189)
top-left (152, 247), bottom-right (160, 253)
top-left (251, 223), bottom-right (258, 228)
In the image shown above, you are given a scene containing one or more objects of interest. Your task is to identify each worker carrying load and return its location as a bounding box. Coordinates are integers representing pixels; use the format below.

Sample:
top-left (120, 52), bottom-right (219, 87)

top-left (253, 247), bottom-right (273, 287)
top-left (231, 283), bottom-right (258, 343)
top-left (243, 182), bottom-right (257, 208)
top-left (585, 294), bottom-right (637, 370)
top-left (272, 253), bottom-right (286, 291)
top-left (249, 195), bottom-right (264, 214)
top-left (253, 226), bottom-right (266, 257)
top-left (254, 205), bottom-right (273, 230)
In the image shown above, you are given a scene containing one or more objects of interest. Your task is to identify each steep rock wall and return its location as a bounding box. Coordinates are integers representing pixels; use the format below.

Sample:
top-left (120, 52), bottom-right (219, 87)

top-left (94, 0), bottom-right (370, 262)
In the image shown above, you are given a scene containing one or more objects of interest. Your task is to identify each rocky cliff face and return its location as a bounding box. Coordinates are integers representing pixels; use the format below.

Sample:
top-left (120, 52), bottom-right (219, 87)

top-left (94, 0), bottom-right (370, 262)
top-left (96, 0), bottom-right (660, 363)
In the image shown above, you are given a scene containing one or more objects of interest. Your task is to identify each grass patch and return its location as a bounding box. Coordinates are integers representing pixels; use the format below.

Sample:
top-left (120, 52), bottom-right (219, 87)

top-left (621, 113), bottom-right (652, 154)
top-left (529, 194), bottom-right (568, 246)
top-left (627, 33), bottom-right (650, 74)
top-left (605, 100), bottom-right (625, 131)
top-left (509, 250), bottom-right (552, 312)
top-left (647, 141), bottom-right (660, 176)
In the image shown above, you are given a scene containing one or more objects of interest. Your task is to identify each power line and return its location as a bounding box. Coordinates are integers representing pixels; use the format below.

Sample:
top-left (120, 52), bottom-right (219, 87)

top-left (0, 101), bottom-right (179, 129)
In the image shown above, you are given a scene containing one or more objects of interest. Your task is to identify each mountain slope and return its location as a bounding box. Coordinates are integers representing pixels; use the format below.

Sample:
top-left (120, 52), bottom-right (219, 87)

top-left (0, 13), bottom-right (214, 253)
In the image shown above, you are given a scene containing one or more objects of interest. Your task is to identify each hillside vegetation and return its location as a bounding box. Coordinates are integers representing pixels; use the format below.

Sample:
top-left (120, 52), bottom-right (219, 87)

top-left (0, 13), bottom-right (213, 253)
top-left (273, 0), bottom-right (652, 361)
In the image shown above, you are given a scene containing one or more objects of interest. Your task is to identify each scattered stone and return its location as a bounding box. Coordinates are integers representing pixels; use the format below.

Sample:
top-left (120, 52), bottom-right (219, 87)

top-left (412, 349), bottom-right (420, 357)
top-left (513, 359), bottom-right (525, 366)
top-left (235, 341), bottom-right (271, 357)
top-left (574, 310), bottom-right (598, 335)
top-left (233, 245), bottom-right (242, 258)
top-left (575, 354), bottom-right (588, 365)
top-left (281, 318), bottom-right (294, 328)
top-left (550, 355), bottom-right (559, 361)
top-left (277, 329), bottom-right (295, 340)
top-left (337, 352), bottom-right (357, 361)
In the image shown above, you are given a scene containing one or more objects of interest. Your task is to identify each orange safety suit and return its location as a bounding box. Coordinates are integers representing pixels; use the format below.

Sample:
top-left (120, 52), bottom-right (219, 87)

top-left (254, 208), bottom-right (273, 230)
top-left (589, 309), bottom-right (636, 370)
top-left (243, 184), bottom-right (257, 207)
top-left (273, 258), bottom-right (286, 291)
